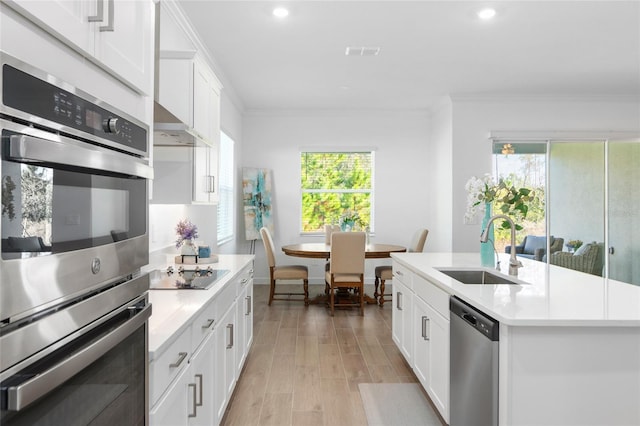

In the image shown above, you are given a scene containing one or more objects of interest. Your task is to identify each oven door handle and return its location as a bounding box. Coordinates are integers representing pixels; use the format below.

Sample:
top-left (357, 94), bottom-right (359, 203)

top-left (8, 134), bottom-right (153, 179)
top-left (6, 303), bottom-right (152, 411)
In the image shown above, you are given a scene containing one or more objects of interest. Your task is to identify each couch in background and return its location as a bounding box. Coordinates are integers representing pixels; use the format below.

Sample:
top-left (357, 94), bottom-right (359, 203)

top-left (505, 235), bottom-right (564, 262)
top-left (549, 241), bottom-right (604, 276)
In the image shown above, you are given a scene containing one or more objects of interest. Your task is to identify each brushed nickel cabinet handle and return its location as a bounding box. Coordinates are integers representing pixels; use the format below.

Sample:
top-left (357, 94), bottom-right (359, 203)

top-left (88, 0), bottom-right (104, 22)
top-left (99, 0), bottom-right (114, 31)
top-left (226, 324), bottom-right (234, 349)
top-left (195, 374), bottom-right (203, 407)
top-left (396, 292), bottom-right (402, 310)
top-left (169, 351), bottom-right (188, 368)
top-left (188, 383), bottom-right (197, 417)
top-left (422, 316), bottom-right (430, 341)
top-left (245, 296), bottom-right (252, 315)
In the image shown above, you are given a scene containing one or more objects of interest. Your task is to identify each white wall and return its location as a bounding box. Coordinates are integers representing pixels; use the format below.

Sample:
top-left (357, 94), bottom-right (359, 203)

top-left (241, 110), bottom-right (431, 284)
top-left (449, 97), bottom-right (640, 252)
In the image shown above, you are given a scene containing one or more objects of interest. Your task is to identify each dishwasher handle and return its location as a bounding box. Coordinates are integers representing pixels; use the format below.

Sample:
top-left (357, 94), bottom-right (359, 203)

top-left (450, 296), bottom-right (499, 341)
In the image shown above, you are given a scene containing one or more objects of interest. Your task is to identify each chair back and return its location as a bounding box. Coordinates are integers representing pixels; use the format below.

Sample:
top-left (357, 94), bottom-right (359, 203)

top-left (324, 224), bottom-right (341, 245)
top-left (330, 232), bottom-right (366, 274)
top-left (260, 227), bottom-right (277, 268)
top-left (408, 228), bottom-right (429, 253)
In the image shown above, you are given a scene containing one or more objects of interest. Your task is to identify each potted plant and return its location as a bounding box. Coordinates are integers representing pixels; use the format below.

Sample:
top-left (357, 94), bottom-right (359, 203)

top-left (175, 219), bottom-right (199, 255)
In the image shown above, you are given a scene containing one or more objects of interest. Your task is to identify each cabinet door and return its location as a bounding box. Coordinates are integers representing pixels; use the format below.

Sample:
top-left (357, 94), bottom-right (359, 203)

top-left (189, 335), bottom-right (215, 426)
top-left (192, 58), bottom-right (211, 141)
top-left (413, 296), bottom-right (430, 387)
top-left (5, 0), bottom-right (93, 54)
top-left (192, 142), bottom-right (211, 203)
top-left (392, 280), bottom-right (413, 365)
top-left (93, 0), bottom-right (153, 94)
top-left (236, 279), bottom-right (253, 374)
top-left (150, 363), bottom-right (190, 426)
top-left (426, 305), bottom-right (449, 422)
top-left (213, 304), bottom-right (237, 423)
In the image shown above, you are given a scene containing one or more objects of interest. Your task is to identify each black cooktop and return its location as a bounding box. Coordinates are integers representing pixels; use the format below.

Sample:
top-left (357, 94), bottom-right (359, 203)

top-left (149, 266), bottom-right (230, 290)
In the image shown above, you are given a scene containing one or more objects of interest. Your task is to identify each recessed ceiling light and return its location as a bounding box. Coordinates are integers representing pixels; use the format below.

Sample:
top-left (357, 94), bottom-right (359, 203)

top-left (273, 7), bottom-right (289, 18)
top-left (477, 8), bottom-right (496, 20)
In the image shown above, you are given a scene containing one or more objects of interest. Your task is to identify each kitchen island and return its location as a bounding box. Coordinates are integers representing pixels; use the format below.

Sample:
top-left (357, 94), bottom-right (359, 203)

top-left (146, 254), bottom-right (255, 426)
top-left (391, 252), bottom-right (640, 426)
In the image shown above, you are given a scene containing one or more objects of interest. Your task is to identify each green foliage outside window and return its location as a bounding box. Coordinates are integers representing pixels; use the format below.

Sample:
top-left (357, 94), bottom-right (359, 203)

top-left (300, 152), bottom-right (373, 232)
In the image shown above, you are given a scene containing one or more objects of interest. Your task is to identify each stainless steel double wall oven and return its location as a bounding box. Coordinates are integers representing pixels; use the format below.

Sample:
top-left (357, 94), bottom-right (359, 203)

top-left (0, 53), bottom-right (153, 425)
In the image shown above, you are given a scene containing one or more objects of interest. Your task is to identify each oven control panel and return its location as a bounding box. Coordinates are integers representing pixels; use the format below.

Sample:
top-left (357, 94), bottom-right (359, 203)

top-left (2, 64), bottom-right (147, 156)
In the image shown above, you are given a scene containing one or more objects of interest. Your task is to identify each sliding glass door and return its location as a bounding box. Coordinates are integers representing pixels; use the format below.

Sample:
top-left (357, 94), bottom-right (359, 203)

top-left (608, 141), bottom-right (640, 285)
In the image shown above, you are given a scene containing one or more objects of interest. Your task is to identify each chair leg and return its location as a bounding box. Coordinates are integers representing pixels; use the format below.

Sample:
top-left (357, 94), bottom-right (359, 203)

top-left (374, 275), bottom-right (380, 299)
top-left (268, 277), bottom-right (275, 306)
top-left (379, 279), bottom-right (386, 307)
top-left (359, 285), bottom-right (364, 316)
top-left (329, 286), bottom-right (335, 316)
top-left (303, 279), bottom-right (309, 306)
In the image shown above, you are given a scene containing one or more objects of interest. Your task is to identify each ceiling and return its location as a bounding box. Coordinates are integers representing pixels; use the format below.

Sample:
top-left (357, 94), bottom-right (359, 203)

top-left (178, 1), bottom-right (640, 112)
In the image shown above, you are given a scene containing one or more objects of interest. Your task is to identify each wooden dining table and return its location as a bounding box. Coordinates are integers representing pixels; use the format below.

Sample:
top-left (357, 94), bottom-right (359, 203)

top-left (281, 243), bottom-right (407, 259)
top-left (281, 242), bottom-right (407, 305)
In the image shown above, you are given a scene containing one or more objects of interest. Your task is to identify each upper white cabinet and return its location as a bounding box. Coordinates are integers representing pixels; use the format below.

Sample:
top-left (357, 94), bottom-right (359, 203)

top-left (157, 54), bottom-right (221, 144)
top-left (4, 0), bottom-right (154, 95)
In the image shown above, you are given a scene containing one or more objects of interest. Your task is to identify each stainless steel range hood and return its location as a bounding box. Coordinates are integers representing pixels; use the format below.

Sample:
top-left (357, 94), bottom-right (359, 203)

top-left (153, 102), bottom-right (204, 146)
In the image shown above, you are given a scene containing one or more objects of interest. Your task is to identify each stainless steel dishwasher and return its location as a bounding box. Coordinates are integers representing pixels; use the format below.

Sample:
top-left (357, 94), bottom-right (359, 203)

top-left (449, 296), bottom-right (500, 426)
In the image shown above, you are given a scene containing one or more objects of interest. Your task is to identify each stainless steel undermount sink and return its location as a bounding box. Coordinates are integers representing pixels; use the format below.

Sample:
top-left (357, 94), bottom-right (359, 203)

top-left (436, 268), bottom-right (525, 285)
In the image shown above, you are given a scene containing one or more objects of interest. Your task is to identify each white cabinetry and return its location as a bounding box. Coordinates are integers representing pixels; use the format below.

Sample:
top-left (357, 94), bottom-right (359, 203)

top-left (391, 265), bottom-right (413, 364)
top-left (391, 260), bottom-right (450, 423)
top-left (5, 0), bottom-right (153, 94)
top-left (150, 261), bottom-right (254, 426)
top-left (151, 143), bottom-right (218, 205)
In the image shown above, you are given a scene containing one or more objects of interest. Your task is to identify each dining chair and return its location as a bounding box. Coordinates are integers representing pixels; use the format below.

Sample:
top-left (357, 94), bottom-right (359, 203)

top-left (325, 231), bottom-right (366, 316)
top-left (375, 228), bottom-right (428, 307)
top-left (324, 224), bottom-right (341, 245)
top-left (260, 227), bottom-right (309, 306)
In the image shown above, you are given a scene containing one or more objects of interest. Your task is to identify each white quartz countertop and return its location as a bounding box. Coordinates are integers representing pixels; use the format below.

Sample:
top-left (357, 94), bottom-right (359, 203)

top-left (145, 254), bottom-right (254, 360)
top-left (391, 252), bottom-right (640, 326)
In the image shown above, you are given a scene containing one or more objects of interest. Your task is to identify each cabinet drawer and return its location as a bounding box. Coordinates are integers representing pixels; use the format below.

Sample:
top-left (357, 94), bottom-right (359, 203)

top-left (149, 324), bottom-right (192, 407)
top-left (191, 300), bottom-right (216, 353)
top-left (214, 278), bottom-right (237, 318)
top-left (414, 274), bottom-right (449, 319)
top-left (393, 262), bottom-right (413, 290)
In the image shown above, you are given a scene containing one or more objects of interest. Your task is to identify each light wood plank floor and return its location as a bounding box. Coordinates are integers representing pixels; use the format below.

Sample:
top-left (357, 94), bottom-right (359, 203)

top-left (221, 284), bottom-right (444, 426)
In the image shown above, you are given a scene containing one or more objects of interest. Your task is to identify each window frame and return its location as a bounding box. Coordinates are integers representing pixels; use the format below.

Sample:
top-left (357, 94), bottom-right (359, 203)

top-left (299, 149), bottom-right (375, 234)
top-left (217, 131), bottom-right (235, 244)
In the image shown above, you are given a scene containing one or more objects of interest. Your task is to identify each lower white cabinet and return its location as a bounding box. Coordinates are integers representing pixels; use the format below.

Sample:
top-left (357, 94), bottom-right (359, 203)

top-left (413, 296), bottom-right (449, 422)
top-left (392, 279), bottom-right (413, 364)
top-left (150, 261), bottom-right (254, 426)
top-left (212, 302), bottom-right (236, 424)
top-left (236, 270), bottom-right (253, 374)
top-left (391, 260), bottom-right (450, 423)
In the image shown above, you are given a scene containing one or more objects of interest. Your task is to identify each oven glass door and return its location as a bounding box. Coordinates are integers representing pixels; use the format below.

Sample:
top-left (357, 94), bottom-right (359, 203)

top-left (0, 303), bottom-right (149, 426)
top-left (1, 128), bottom-right (147, 260)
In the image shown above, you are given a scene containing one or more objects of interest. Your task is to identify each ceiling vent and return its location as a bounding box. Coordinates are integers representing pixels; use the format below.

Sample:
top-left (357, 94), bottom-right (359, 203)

top-left (345, 46), bottom-right (380, 56)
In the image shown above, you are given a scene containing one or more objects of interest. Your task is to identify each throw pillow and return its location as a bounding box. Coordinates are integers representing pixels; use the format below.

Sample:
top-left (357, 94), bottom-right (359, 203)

top-left (574, 242), bottom-right (592, 257)
top-left (523, 236), bottom-right (546, 254)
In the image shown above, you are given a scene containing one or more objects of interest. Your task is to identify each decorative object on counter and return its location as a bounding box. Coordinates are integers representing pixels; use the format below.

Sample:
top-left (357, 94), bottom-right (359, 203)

top-left (175, 219), bottom-right (199, 255)
top-left (174, 254), bottom-right (219, 264)
top-left (565, 239), bottom-right (583, 253)
top-left (480, 202), bottom-right (495, 267)
top-left (243, 167), bottom-right (274, 241)
top-left (465, 174), bottom-right (536, 266)
top-left (198, 245), bottom-right (211, 258)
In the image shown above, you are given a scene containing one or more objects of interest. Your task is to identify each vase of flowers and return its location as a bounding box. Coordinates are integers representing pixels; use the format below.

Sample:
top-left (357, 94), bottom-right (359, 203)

top-left (340, 210), bottom-right (360, 231)
top-left (465, 174), bottom-right (535, 266)
top-left (175, 219), bottom-right (198, 255)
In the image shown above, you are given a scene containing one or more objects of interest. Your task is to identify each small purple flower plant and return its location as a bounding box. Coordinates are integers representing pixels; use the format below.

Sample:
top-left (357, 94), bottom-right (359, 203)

top-left (175, 219), bottom-right (198, 248)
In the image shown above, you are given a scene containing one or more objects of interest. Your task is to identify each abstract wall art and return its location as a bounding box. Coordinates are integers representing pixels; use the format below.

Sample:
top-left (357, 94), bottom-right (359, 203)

top-left (242, 167), bottom-right (274, 240)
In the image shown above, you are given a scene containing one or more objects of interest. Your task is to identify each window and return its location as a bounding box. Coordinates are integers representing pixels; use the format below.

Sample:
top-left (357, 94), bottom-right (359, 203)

top-left (300, 151), bottom-right (374, 233)
top-left (217, 131), bottom-right (234, 243)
